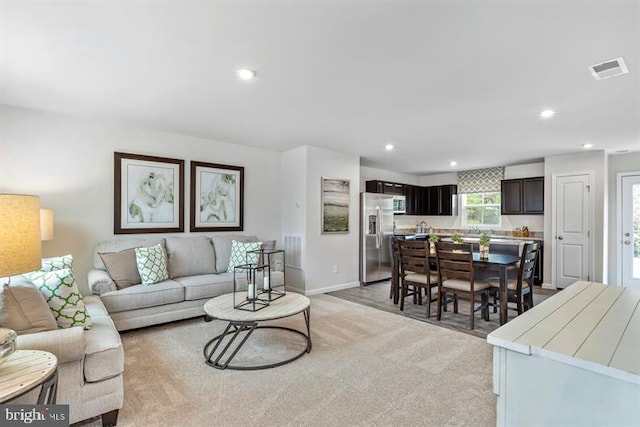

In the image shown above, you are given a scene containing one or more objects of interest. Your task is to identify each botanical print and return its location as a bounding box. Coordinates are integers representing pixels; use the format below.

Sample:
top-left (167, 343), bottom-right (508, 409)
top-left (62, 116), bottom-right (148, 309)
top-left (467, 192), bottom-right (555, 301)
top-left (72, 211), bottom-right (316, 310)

top-left (114, 152), bottom-right (184, 234)
top-left (190, 161), bottom-right (244, 232)
top-left (199, 170), bottom-right (237, 223)
top-left (127, 164), bottom-right (175, 223)
top-left (322, 178), bottom-right (350, 233)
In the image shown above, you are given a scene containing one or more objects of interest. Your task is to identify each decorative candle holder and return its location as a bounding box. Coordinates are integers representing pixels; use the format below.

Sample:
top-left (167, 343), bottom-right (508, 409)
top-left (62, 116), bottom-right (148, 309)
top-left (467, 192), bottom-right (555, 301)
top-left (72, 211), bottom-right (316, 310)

top-left (247, 248), bottom-right (286, 302)
top-left (233, 264), bottom-right (269, 312)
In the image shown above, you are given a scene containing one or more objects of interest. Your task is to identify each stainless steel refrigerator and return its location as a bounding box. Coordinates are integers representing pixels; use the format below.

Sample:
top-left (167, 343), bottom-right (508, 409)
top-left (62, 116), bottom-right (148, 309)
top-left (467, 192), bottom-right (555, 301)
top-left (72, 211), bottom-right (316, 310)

top-left (360, 192), bottom-right (394, 285)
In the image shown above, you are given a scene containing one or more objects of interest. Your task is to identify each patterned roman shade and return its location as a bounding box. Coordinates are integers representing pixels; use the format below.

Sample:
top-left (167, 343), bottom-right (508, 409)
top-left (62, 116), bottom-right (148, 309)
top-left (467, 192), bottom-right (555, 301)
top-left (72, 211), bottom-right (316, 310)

top-left (457, 167), bottom-right (504, 194)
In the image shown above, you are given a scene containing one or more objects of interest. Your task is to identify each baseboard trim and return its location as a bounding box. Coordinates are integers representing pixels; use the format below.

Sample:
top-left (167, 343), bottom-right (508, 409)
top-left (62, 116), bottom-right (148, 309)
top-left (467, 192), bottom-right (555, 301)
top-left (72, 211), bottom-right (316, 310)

top-left (305, 281), bottom-right (360, 296)
top-left (541, 282), bottom-right (557, 290)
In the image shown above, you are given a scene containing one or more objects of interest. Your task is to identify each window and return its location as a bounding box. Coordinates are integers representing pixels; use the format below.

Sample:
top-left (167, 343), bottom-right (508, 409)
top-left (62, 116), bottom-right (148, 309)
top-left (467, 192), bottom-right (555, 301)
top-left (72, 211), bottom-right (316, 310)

top-left (461, 192), bottom-right (501, 227)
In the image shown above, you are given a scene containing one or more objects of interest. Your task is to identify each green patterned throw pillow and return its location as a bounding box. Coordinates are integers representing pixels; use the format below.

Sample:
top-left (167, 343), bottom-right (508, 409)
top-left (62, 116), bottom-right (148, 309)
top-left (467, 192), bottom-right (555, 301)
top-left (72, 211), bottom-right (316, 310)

top-left (227, 240), bottom-right (263, 272)
top-left (40, 254), bottom-right (73, 272)
top-left (24, 268), bottom-right (92, 330)
top-left (135, 244), bottom-right (169, 285)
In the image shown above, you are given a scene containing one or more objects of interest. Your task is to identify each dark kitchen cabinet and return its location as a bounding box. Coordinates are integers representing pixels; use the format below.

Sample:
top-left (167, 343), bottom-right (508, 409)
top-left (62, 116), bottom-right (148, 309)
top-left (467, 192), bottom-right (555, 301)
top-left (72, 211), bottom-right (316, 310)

top-left (523, 178), bottom-right (544, 214)
top-left (366, 180), bottom-right (457, 216)
top-left (501, 177), bottom-right (544, 215)
top-left (365, 180), bottom-right (403, 195)
top-left (404, 185), bottom-right (417, 214)
top-left (426, 186), bottom-right (440, 215)
top-left (425, 185), bottom-right (458, 216)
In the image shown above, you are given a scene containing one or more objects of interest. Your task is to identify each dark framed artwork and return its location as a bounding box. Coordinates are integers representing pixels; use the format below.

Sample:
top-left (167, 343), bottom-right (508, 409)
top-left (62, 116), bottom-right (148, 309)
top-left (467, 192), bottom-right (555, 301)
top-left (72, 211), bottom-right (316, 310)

top-left (321, 177), bottom-right (350, 234)
top-left (190, 161), bottom-right (244, 232)
top-left (114, 152), bottom-right (184, 234)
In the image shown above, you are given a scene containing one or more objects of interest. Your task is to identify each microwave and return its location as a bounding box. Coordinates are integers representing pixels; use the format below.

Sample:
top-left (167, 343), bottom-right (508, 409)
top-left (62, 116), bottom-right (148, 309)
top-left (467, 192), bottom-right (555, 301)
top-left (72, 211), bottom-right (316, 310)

top-left (392, 195), bottom-right (406, 214)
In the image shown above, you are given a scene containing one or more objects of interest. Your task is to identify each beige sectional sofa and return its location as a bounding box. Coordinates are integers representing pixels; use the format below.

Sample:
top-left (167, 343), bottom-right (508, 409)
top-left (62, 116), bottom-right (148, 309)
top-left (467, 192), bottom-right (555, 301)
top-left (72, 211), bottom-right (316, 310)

top-left (88, 234), bottom-right (283, 331)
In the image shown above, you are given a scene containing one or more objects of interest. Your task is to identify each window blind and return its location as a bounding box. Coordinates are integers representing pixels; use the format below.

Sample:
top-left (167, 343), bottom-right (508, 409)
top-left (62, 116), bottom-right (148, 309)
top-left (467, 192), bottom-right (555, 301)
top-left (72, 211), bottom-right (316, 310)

top-left (457, 167), bottom-right (504, 194)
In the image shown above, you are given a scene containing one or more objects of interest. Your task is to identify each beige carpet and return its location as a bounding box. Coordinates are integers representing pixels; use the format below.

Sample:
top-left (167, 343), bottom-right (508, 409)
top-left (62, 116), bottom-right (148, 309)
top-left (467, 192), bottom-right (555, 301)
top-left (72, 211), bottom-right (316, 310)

top-left (80, 294), bottom-right (496, 426)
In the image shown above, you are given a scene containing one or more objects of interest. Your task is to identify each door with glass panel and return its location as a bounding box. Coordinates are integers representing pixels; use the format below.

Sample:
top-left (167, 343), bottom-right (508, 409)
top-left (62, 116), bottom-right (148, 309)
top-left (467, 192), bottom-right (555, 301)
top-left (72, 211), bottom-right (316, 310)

top-left (621, 174), bottom-right (640, 289)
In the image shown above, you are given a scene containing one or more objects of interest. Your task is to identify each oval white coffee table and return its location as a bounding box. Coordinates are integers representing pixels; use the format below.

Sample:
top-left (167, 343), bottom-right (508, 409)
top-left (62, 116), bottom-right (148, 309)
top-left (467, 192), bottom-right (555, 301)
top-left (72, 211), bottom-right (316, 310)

top-left (203, 292), bottom-right (311, 370)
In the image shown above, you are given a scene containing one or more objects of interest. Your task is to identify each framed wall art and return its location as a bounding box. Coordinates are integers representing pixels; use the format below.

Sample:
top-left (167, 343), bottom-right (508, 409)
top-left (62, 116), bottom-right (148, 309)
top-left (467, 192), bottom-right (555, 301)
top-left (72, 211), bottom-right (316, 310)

top-left (114, 152), bottom-right (184, 234)
top-left (190, 161), bottom-right (244, 232)
top-left (321, 177), bottom-right (350, 234)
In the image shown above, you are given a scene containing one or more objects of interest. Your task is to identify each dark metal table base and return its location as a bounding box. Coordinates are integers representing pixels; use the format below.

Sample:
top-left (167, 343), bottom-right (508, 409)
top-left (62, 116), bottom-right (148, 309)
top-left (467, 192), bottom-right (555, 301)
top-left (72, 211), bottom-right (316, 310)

top-left (203, 308), bottom-right (311, 370)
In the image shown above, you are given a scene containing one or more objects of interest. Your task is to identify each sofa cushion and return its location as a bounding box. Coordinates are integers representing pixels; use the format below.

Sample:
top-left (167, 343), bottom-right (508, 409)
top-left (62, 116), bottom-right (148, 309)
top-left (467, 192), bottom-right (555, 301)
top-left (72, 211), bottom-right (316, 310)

top-left (24, 268), bottom-right (92, 330)
top-left (0, 279), bottom-right (58, 335)
top-left (175, 273), bottom-right (235, 301)
top-left (135, 244), bottom-right (169, 285)
top-left (99, 279), bottom-right (184, 313)
top-left (211, 235), bottom-right (257, 273)
top-left (83, 296), bottom-right (124, 383)
top-left (93, 238), bottom-right (165, 270)
top-left (99, 248), bottom-right (141, 289)
top-left (40, 254), bottom-right (73, 272)
top-left (165, 236), bottom-right (217, 278)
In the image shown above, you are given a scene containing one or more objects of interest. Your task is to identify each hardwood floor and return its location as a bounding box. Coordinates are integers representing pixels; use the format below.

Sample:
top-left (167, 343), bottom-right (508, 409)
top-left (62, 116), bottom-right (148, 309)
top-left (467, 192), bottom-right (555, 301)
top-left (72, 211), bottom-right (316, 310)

top-left (328, 281), bottom-right (557, 338)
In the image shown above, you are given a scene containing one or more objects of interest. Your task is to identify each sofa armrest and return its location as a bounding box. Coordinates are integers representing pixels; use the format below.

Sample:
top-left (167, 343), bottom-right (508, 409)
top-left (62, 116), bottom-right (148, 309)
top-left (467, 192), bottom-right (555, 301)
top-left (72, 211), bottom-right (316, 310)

top-left (88, 269), bottom-right (117, 295)
top-left (16, 326), bottom-right (86, 365)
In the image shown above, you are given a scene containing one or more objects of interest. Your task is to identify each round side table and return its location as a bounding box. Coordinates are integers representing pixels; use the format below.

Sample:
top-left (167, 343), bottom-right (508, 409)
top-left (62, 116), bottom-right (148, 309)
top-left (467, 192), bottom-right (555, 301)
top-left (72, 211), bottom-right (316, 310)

top-left (0, 350), bottom-right (58, 404)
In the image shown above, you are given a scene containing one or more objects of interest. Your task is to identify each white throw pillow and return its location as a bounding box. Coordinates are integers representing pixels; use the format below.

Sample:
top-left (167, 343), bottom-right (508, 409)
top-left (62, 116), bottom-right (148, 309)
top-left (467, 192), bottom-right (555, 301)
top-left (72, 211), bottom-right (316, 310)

top-left (227, 240), bottom-right (263, 272)
top-left (135, 244), bottom-right (169, 285)
top-left (24, 268), bottom-right (92, 330)
top-left (40, 254), bottom-right (73, 272)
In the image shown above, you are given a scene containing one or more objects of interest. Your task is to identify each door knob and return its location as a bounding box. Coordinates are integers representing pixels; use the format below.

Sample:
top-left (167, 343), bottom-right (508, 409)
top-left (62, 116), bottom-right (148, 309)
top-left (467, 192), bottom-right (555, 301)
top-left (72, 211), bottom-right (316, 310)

top-left (624, 240), bottom-right (631, 245)
top-left (557, 236), bottom-right (564, 240)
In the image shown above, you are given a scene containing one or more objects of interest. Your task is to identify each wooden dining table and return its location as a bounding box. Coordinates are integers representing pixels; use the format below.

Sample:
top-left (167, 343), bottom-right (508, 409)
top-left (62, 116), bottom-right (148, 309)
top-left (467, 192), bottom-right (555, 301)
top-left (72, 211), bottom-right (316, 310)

top-left (391, 244), bottom-right (520, 325)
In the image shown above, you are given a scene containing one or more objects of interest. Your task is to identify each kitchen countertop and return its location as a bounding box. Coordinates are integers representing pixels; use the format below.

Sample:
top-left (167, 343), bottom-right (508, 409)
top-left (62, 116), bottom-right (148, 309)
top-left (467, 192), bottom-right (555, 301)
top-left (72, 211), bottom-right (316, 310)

top-left (394, 229), bottom-right (543, 241)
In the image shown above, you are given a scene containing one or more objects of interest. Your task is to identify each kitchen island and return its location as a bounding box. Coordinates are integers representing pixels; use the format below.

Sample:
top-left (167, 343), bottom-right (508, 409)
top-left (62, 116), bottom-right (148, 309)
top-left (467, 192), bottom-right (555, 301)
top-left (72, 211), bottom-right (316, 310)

top-left (487, 281), bottom-right (640, 426)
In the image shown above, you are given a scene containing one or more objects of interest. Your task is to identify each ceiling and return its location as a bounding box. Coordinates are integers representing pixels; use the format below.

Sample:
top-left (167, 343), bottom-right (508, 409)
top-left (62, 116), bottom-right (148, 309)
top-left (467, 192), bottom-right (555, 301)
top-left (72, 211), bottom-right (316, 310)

top-left (1, 1), bottom-right (639, 175)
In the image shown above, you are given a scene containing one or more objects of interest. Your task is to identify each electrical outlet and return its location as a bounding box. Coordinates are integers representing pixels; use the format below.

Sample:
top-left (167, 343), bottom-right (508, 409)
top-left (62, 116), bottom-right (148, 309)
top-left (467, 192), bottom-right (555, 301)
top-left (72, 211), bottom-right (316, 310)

top-left (333, 265), bottom-right (340, 274)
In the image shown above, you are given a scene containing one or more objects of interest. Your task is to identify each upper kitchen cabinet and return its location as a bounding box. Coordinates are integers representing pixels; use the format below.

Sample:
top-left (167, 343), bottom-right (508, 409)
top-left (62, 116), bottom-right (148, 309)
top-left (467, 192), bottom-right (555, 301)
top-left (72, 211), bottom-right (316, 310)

top-left (439, 185), bottom-right (458, 216)
top-left (365, 180), bottom-right (404, 195)
top-left (501, 177), bottom-right (544, 215)
top-left (422, 185), bottom-right (457, 216)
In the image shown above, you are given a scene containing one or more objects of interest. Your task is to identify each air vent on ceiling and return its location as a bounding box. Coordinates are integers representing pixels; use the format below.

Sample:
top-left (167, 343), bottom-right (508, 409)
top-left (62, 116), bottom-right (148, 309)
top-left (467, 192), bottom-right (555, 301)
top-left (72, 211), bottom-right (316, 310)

top-left (588, 57), bottom-right (628, 80)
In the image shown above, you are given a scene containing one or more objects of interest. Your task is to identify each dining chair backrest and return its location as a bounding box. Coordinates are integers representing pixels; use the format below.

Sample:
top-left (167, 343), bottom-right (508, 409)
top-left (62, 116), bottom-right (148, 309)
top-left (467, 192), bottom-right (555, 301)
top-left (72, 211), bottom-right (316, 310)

top-left (397, 239), bottom-right (430, 276)
top-left (518, 242), bottom-right (539, 285)
top-left (435, 242), bottom-right (475, 282)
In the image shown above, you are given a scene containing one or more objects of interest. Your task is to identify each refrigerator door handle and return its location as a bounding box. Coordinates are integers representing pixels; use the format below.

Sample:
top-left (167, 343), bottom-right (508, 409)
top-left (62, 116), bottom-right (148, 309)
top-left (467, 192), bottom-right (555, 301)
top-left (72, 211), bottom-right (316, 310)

top-left (376, 206), bottom-right (381, 249)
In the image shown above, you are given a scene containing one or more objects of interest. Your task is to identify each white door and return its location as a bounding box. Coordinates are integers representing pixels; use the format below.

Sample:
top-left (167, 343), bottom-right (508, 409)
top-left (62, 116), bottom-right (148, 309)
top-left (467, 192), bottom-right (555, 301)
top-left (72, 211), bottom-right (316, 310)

top-left (554, 174), bottom-right (591, 288)
top-left (621, 174), bottom-right (640, 289)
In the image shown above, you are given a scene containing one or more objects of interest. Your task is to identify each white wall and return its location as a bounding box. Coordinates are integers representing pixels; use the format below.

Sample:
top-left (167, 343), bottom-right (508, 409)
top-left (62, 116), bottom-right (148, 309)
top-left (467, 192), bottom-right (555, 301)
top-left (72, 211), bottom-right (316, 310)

top-left (360, 166), bottom-right (419, 191)
top-left (0, 105), bottom-right (282, 294)
top-left (607, 151), bottom-right (640, 285)
top-left (305, 146), bottom-right (360, 294)
top-left (544, 150), bottom-right (607, 286)
top-left (280, 146), bottom-right (308, 292)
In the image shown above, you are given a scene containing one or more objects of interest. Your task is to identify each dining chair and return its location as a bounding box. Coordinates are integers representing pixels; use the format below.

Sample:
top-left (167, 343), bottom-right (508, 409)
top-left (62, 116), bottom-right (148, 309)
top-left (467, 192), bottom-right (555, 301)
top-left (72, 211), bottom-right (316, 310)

top-left (389, 237), bottom-right (400, 303)
top-left (397, 239), bottom-right (439, 317)
top-left (489, 242), bottom-right (539, 315)
top-left (435, 241), bottom-right (490, 330)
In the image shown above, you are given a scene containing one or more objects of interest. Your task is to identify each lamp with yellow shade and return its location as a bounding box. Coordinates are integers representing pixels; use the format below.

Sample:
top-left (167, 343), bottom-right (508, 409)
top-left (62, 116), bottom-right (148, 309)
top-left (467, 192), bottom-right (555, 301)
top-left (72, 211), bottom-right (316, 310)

top-left (0, 194), bottom-right (42, 364)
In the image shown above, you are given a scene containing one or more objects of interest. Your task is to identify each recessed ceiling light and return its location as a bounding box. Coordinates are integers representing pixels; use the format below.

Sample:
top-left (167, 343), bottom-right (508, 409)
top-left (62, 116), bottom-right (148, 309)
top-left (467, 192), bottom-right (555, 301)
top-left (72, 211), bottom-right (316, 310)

top-left (582, 143), bottom-right (593, 149)
top-left (450, 161), bottom-right (457, 167)
top-left (540, 110), bottom-right (555, 119)
top-left (385, 144), bottom-right (394, 151)
top-left (236, 68), bottom-right (256, 80)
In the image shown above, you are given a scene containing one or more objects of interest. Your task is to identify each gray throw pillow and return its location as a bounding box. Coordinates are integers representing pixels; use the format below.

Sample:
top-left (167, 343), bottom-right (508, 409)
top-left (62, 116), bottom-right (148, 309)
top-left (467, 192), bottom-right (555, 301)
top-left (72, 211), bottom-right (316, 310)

top-left (0, 280), bottom-right (58, 335)
top-left (99, 248), bottom-right (142, 289)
